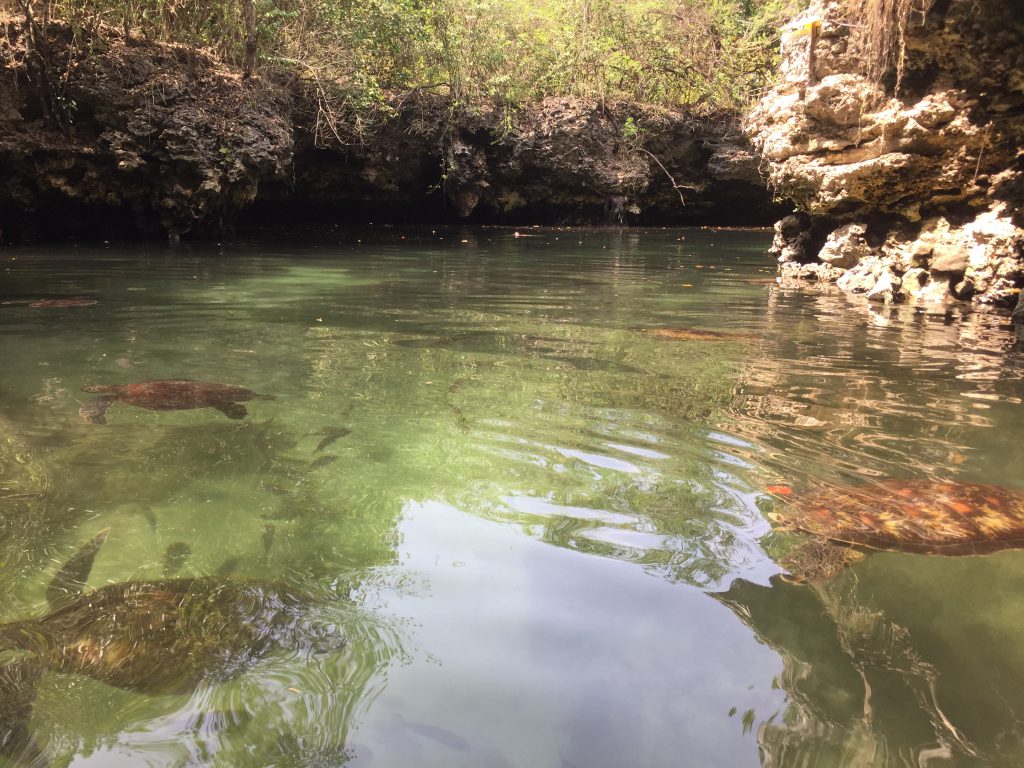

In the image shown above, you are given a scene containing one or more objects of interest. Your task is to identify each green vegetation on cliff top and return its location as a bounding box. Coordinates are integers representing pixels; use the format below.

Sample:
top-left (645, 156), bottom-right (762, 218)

top-left (30, 0), bottom-right (805, 112)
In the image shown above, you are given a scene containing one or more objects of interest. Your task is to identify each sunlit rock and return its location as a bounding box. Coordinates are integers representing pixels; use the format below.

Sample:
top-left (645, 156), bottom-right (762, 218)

top-left (818, 223), bottom-right (873, 270)
top-left (744, 0), bottom-right (1024, 308)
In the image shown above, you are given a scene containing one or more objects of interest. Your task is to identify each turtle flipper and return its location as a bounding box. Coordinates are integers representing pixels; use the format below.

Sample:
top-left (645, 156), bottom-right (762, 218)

top-left (0, 658), bottom-right (46, 768)
top-left (79, 395), bottom-right (118, 425)
top-left (214, 403), bottom-right (248, 420)
top-left (46, 528), bottom-right (109, 610)
top-left (779, 539), bottom-right (864, 584)
top-left (139, 506), bottom-right (158, 533)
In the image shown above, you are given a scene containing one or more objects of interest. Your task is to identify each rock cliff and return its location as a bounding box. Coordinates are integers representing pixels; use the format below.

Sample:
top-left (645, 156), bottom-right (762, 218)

top-left (744, 0), bottom-right (1024, 306)
top-left (262, 97), bottom-right (778, 228)
top-left (0, 18), bottom-right (293, 240)
top-left (0, 16), bottom-right (782, 241)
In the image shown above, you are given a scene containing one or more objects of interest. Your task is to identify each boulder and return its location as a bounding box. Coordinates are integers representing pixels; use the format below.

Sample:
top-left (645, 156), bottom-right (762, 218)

top-left (818, 223), bottom-right (874, 269)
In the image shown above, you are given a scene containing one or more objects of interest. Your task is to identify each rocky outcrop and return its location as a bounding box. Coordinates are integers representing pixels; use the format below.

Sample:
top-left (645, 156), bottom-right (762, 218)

top-left (745, 0), bottom-right (1024, 306)
top-left (0, 15), bottom-right (783, 240)
top-left (267, 98), bottom-right (782, 227)
top-left (0, 18), bottom-right (293, 240)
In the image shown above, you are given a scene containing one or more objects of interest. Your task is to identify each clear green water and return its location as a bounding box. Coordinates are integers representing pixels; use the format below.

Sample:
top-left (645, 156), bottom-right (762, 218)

top-left (1, 228), bottom-right (1023, 767)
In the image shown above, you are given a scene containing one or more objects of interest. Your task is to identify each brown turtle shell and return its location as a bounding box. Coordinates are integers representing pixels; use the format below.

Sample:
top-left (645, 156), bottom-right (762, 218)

top-left (647, 327), bottom-right (757, 342)
top-left (106, 380), bottom-right (259, 410)
top-left (781, 481), bottom-right (1024, 555)
top-left (80, 380), bottom-right (274, 423)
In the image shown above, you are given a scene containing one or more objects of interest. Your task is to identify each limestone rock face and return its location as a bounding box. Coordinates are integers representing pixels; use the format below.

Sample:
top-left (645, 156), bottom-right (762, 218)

top-left (0, 20), bottom-right (293, 239)
top-left (280, 97), bottom-right (784, 227)
top-left (1, 16), bottom-right (785, 239)
top-left (744, 0), bottom-right (1024, 306)
top-left (818, 223), bottom-right (873, 270)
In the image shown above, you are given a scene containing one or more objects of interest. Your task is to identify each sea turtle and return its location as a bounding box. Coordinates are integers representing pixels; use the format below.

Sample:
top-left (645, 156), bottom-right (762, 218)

top-left (28, 298), bottom-right (98, 308)
top-left (646, 327), bottom-right (757, 342)
top-left (0, 530), bottom-right (342, 694)
top-left (79, 379), bottom-right (274, 424)
top-left (768, 481), bottom-right (1024, 583)
top-left (0, 530), bottom-right (349, 764)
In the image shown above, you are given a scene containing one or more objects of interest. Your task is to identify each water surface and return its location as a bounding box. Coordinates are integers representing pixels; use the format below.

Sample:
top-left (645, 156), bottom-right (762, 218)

top-left (1, 228), bottom-right (1023, 767)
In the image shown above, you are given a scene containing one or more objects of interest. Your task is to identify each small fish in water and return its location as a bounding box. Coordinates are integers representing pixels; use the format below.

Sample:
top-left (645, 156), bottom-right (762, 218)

top-left (0, 488), bottom-right (43, 501)
top-left (390, 713), bottom-right (471, 752)
top-left (449, 405), bottom-right (470, 433)
top-left (261, 481), bottom-right (296, 497)
top-left (262, 505), bottom-right (302, 521)
top-left (29, 298), bottom-right (97, 308)
top-left (448, 378), bottom-right (466, 395)
top-left (162, 542), bottom-right (192, 577)
top-left (310, 455), bottom-right (338, 470)
top-left (314, 426), bottom-right (351, 453)
top-left (262, 524), bottom-right (276, 557)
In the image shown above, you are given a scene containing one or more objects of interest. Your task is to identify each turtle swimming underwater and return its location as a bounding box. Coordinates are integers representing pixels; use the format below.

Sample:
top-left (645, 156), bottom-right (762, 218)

top-left (79, 379), bottom-right (274, 424)
top-left (646, 327), bottom-right (758, 342)
top-left (0, 531), bottom-right (349, 764)
top-left (29, 298), bottom-right (98, 308)
top-left (769, 481), bottom-right (1024, 583)
top-left (0, 530), bottom-right (341, 696)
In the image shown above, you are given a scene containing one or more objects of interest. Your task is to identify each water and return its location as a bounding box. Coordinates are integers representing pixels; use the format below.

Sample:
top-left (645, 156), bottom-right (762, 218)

top-left (1, 228), bottom-right (1022, 767)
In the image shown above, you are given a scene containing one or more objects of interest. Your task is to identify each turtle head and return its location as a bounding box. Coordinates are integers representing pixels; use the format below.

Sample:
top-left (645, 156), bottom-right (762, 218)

top-left (768, 511), bottom-right (796, 530)
top-left (82, 384), bottom-right (119, 394)
top-left (779, 539), bottom-right (865, 585)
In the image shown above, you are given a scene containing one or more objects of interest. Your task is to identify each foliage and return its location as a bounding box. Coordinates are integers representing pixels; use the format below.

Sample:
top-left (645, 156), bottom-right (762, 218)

top-left (29, 0), bottom-right (807, 135)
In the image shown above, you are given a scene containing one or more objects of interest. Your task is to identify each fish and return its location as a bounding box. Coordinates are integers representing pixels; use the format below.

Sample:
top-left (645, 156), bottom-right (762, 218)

top-left (262, 524), bottom-right (276, 557)
top-left (310, 455), bottom-right (339, 470)
top-left (162, 542), bottom-right (192, 577)
top-left (28, 298), bottom-right (98, 308)
top-left (314, 427), bottom-right (352, 453)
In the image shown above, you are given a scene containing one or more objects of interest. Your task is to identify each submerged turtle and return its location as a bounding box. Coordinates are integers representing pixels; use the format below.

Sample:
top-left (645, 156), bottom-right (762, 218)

top-left (79, 379), bottom-right (274, 424)
top-left (28, 298), bottom-right (98, 308)
top-left (769, 481), bottom-right (1024, 583)
top-left (0, 530), bottom-right (340, 694)
top-left (646, 327), bottom-right (757, 342)
top-left (0, 530), bottom-right (347, 764)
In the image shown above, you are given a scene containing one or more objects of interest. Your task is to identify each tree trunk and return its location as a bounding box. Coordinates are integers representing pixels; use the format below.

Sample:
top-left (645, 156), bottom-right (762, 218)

top-left (18, 0), bottom-right (58, 129)
top-left (242, 0), bottom-right (257, 80)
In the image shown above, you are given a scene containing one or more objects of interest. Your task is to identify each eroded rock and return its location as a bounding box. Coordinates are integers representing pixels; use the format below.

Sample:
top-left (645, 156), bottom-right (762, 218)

top-left (0, 19), bottom-right (293, 239)
top-left (818, 223), bottom-right (873, 270)
top-left (744, 0), bottom-right (1024, 307)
